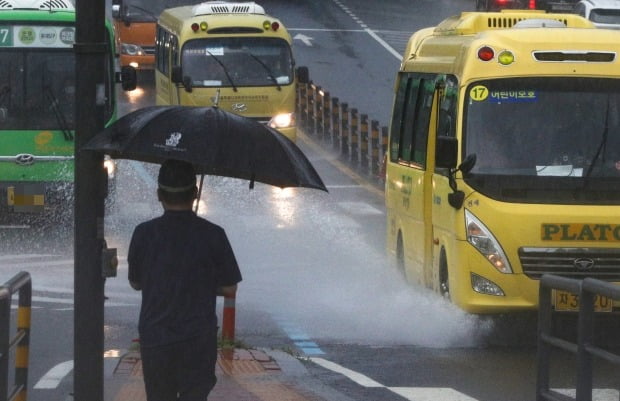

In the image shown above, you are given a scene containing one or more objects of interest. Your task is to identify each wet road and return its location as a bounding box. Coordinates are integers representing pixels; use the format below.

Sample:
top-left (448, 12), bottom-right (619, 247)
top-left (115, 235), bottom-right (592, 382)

top-left (2, 1), bottom-right (620, 400)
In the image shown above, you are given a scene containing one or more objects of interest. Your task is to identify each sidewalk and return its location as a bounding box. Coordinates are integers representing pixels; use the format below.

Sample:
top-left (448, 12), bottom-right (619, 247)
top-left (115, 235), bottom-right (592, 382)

top-left (106, 347), bottom-right (327, 401)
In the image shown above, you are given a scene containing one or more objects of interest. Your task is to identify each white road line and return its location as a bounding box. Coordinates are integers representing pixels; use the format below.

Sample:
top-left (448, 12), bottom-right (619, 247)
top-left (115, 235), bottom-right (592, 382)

top-left (33, 360), bottom-right (73, 389)
top-left (389, 387), bottom-right (478, 401)
top-left (330, 0), bottom-right (402, 61)
top-left (309, 357), bottom-right (384, 387)
top-left (309, 357), bottom-right (618, 401)
top-left (34, 350), bottom-right (122, 389)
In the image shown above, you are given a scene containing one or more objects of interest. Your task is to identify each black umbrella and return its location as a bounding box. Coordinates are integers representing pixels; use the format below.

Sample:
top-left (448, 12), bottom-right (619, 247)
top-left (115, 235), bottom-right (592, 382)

top-left (83, 106), bottom-right (327, 192)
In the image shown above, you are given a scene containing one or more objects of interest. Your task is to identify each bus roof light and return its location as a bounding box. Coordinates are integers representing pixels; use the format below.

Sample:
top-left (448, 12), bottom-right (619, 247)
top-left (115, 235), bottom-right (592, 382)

top-left (271, 21), bottom-right (279, 31)
top-left (478, 46), bottom-right (494, 62)
top-left (498, 50), bottom-right (515, 65)
top-left (263, 20), bottom-right (271, 30)
top-left (200, 21), bottom-right (208, 31)
top-left (191, 22), bottom-right (200, 32)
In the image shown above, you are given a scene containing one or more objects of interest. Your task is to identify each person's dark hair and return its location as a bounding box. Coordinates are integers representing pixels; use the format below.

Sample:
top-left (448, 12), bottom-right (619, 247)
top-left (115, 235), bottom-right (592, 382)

top-left (157, 159), bottom-right (197, 205)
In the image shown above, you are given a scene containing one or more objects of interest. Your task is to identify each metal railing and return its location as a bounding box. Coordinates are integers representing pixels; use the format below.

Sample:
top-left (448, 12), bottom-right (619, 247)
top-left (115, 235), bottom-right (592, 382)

top-left (0, 272), bottom-right (31, 401)
top-left (536, 274), bottom-right (620, 401)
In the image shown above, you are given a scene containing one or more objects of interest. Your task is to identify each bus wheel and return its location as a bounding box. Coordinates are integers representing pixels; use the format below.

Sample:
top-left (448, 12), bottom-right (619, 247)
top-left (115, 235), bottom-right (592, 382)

top-left (396, 232), bottom-right (406, 277)
top-left (439, 249), bottom-right (450, 300)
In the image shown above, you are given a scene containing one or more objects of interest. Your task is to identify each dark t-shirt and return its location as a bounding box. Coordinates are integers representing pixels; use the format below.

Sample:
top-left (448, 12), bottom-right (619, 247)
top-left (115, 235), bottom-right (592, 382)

top-left (128, 210), bottom-right (242, 348)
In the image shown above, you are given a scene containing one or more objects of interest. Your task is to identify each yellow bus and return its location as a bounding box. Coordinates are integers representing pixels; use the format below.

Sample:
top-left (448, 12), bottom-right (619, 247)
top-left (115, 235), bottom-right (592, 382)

top-left (154, 1), bottom-right (306, 141)
top-left (385, 11), bottom-right (620, 314)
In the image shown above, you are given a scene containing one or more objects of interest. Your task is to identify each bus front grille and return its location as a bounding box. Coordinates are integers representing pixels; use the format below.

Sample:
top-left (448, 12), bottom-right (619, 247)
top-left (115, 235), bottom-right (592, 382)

top-left (519, 247), bottom-right (620, 280)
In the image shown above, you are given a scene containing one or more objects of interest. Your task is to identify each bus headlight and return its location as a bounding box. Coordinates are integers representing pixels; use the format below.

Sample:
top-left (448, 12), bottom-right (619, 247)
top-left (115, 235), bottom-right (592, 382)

top-left (465, 209), bottom-right (512, 274)
top-left (103, 157), bottom-right (116, 179)
top-left (121, 43), bottom-right (145, 56)
top-left (268, 112), bottom-right (294, 129)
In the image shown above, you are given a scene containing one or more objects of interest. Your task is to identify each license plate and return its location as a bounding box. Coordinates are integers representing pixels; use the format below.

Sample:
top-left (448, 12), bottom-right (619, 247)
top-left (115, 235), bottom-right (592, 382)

top-left (7, 184), bottom-right (45, 212)
top-left (554, 290), bottom-right (613, 312)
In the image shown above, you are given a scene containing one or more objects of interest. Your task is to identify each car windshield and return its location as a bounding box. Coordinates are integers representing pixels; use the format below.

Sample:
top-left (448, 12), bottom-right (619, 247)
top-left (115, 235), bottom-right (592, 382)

top-left (465, 77), bottom-right (620, 178)
top-left (181, 37), bottom-right (293, 88)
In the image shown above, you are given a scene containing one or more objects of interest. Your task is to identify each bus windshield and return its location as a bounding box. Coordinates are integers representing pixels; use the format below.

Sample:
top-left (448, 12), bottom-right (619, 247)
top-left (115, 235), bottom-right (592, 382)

top-left (0, 48), bottom-right (113, 131)
top-left (0, 49), bottom-right (75, 130)
top-left (181, 37), bottom-right (293, 88)
top-left (465, 77), bottom-right (620, 179)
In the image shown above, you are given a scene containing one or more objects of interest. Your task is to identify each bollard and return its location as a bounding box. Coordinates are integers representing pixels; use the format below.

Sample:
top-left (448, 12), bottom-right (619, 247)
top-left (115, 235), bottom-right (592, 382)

top-left (350, 108), bottom-right (359, 165)
top-left (370, 120), bottom-right (380, 176)
top-left (221, 294), bottom-right (236, 343)
top-left (316, 87), bottom-right (324, 140)
top-left (322, 91), bottom-right (332, 144)
top-left (360, 114), bottom-right (369, 172)
top-left (297, 81), bottom-right (308, 131)
top-left (340, 103), bottom-right (349, 158)
top-left (308, 82), bottom-right (318, 136)
top-left (331, 97), bottom-right (340, 151)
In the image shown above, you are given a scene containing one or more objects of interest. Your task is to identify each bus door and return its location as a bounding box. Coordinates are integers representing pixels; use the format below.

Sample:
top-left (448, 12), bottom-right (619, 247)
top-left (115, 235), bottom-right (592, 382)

top-left (387, 73), bottom-right (438, 286)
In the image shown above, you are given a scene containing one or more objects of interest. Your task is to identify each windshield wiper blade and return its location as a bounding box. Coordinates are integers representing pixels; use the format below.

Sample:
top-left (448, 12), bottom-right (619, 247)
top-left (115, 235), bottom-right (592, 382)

top-left (44, 85), bottom-right (73, 141)
top-left (584, 97), bottom-right (609, 180)
top-left (205, 50), bottom-right (238, 92)
top-left (246, 52), bottom-right (281, 91)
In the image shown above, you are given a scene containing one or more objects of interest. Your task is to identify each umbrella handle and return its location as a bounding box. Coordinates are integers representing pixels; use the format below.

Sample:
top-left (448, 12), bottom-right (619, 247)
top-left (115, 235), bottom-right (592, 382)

top-left (195, 174), bottom-right (205, 213)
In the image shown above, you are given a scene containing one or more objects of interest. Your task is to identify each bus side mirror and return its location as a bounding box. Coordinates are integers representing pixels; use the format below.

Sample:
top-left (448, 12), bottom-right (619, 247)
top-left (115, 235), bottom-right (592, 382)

top-left (435, 135), bottom-right (458, 169)
top-left (117, 66), bottom-right (137, 91)
top-left (171, 66), bottom-right (183, 84)
top-left (296, 66), bottom-right (309, 84)
top-left (182, 76), bottom-right (193, 93)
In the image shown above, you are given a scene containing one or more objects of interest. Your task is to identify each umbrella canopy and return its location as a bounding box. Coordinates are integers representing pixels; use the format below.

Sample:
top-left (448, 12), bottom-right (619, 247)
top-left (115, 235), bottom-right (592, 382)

top-left (83, 106), bottom-right (327, 191)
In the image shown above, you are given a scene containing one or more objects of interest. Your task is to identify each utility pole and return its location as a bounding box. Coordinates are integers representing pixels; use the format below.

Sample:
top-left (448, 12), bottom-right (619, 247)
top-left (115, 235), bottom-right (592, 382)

top-left (74, 0), bottom-right (107, 399)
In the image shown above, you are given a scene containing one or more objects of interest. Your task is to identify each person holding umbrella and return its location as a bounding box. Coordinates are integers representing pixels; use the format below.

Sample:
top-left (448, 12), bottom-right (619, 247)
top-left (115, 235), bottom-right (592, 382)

top-left (127, 159), bottom-right (242, 401)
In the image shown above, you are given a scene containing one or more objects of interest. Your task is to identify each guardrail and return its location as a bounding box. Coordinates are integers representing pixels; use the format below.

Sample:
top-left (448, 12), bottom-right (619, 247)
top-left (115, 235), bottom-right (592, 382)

top-left (0, 271), bottom-right (31, 401)
top-left (297, 80), bottom-right (389, 183)
top-left (536, 274), bottom-right (620, 401)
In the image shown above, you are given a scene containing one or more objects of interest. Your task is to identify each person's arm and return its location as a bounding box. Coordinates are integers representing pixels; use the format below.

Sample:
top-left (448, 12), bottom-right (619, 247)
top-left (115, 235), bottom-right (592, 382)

top-left (217, 284), bottom-right (237, 297)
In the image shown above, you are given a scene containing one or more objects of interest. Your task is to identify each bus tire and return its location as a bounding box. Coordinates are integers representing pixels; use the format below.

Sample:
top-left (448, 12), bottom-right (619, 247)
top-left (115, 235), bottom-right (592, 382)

top-left (439, 248), bottom-right (450, 300)
top-left (396, 231), bottom-right (406, 277)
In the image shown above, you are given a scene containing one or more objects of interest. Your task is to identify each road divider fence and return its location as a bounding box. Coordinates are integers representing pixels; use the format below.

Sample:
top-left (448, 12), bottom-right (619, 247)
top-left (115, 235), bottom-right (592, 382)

top-left (536, 274), bottom-right (620, 401)
top-left (0, 271), bottom-right (31, 401)
top-left (297, 80), bottom-right (388, 184)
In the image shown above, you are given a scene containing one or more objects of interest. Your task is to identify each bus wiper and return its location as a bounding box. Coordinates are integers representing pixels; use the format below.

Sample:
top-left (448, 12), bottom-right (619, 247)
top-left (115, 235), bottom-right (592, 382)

top-left (44, 85), bottom-right (74, 141)
top-left (205, 50), bottom-right (238, 92)
top-left (0, 85), bottom-right (9, 105)
top-left (584, 98), bottom-right (609, 180)
top-left (246, 52), bottom-right (281, 91)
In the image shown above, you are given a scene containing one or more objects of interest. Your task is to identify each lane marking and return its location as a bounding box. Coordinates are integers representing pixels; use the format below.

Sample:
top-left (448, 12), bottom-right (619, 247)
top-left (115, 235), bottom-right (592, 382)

top-left (309, 357), bottom-right (383, 387)
top-left (34, 350), bottom-right (122, 389)
top-left (272, 315), bottom-right (325, 355)
top-left (308, 357), bottom-right (620, 401)
top-left (331, 0), bottom-right (402, 61)
top-left (34, 360), bottom-right (73, 389)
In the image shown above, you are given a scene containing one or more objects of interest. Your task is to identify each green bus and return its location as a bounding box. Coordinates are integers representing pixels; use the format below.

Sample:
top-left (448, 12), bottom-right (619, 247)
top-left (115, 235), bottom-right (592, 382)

top-left (0, 0), bottom-right (134, 224)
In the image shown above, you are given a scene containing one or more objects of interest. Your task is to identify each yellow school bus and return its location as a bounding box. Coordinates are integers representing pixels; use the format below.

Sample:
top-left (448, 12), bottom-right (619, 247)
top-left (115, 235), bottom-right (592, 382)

top-left (385, 10), bottom-right (620, 314)
top-left (154, 1), bottom-right (306, 141)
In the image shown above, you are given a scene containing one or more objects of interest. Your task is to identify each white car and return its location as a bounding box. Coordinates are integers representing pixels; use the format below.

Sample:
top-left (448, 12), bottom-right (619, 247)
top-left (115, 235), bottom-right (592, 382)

top-left (574, 0), bottom-right (620, 29)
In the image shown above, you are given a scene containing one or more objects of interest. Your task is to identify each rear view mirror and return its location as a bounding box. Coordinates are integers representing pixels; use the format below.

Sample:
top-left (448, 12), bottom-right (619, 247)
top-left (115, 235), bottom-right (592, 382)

top-left (111, 4), bottom-right (120, 19)
top-left (171, 66), bottom-right (183, 84)
top-left (435, 136), bottom-right (458, 169)
top-left (296, 66), bottom-right (309, 84)
top-left (116, 66), bottom-right (137, 91)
